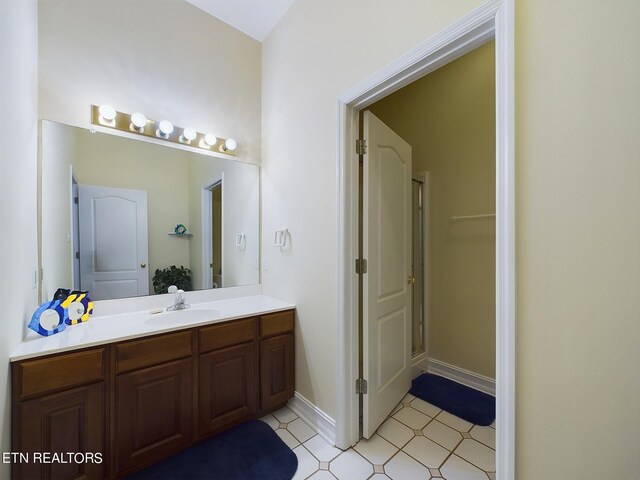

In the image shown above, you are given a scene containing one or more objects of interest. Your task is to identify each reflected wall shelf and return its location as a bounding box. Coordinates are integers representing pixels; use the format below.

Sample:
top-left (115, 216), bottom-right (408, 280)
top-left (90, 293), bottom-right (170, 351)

top-left (168, 233), bottom-right (193, 238)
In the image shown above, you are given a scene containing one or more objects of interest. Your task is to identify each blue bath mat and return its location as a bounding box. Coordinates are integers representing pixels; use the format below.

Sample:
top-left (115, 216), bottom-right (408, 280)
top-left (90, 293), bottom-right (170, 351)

top-left (410, 374), bottom-right (495, 426)
top-left (126, 420), bottom-right (298, 480)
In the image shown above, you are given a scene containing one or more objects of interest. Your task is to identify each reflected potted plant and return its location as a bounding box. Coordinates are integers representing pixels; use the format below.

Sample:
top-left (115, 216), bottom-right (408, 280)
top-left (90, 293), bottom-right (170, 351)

top-left (152, 265), bottom-right (193, 294)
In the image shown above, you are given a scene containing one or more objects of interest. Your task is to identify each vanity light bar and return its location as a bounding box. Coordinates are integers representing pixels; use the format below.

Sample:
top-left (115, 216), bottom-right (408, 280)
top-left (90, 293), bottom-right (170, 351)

top-left (90, 105), bottom-right (237, 156)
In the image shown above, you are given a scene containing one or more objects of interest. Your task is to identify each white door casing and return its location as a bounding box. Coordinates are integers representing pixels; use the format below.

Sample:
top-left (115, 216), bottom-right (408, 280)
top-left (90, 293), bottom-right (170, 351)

top-left (362, 111), bottom-right (413, 438)
top-left (78, 184), bottom-right (149, 300)
top-left (336, 1), bottom-right (514, 476)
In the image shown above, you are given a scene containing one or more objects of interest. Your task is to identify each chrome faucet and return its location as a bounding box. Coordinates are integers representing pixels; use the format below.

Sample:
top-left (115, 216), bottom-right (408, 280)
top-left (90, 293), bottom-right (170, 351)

top-left (167, 285), bottom-right (190, 311)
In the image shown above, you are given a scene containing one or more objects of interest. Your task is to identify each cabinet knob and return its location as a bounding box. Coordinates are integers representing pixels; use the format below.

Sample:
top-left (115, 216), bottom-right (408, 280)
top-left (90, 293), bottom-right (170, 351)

top-left (141, 263), bottom-right (147, 268)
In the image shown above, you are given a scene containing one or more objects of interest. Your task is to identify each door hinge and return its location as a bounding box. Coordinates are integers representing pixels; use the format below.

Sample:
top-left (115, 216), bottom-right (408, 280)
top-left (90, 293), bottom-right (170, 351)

top-left (75, 252), bottom-right (80, 259)
top-left (74, 196), bottom-right (79, 204)
top-left (355, 258), bottom-right (367, 274)
top-left (356, 378), bottom-right (368, 395)
top-left (356, 139), bottom-right (367, 155)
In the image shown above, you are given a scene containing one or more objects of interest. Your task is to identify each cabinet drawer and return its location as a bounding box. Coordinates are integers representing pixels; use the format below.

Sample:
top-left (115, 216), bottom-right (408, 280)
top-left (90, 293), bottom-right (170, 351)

top-left (199, 318), bottom-right (257, 353)
top-left (260, 310), bottom-right (294, 338)
top-left (14, 348), bottom-right (106, 399)
top-left (115, 331), bottom-right (192, 374)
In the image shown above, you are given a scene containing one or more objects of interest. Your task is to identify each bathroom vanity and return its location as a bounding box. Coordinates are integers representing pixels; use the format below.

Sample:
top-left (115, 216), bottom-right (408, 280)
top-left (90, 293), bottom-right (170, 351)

top-left (10, 296), bottom-right (295, 479)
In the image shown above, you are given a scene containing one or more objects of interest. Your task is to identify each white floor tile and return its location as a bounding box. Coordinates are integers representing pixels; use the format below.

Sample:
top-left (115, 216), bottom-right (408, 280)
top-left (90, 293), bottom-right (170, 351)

top-left (307, 470), bottom-right (336, 480)
top-left (276, 428), bottom-right (300, 449)
top-left (288, 418), bottom-right (317, 443)
top-left (259, 414), bottom-right (279, 430)
top-left (377, 418), bottom-right (415, 448)
top-left (470, 425), bottom-right (496, 449)
top-left (454, 439), bottom-right (496, 471)
top-left (435, 411), bottom-right (473, 432)
top-left (304, 435), bottom-right (343, 462)
top-left (410, 397), bottom-right (442, 418)
top-left (401, 393), bottom-right (415, 405)
top-left (393, 406), bottom-right (431, 429)
top-left (402, 436), bottom-right (450, 469)
top-left (384, 451), bottom-right (430, 480)
top-left (292, 445), bottom-right (320, 480)
top-left (440, 454), bottom-right (488, 480)
top-left (330, 450), bottom-right (373, 480)
top-left (423, 420), bottom-right (463, 450)
top-left (354, 434), bottom-right (398, 465)
top-left (391, 402), bottom-right (403, 415)
top-left (273, 406), bottom-right (298, 423)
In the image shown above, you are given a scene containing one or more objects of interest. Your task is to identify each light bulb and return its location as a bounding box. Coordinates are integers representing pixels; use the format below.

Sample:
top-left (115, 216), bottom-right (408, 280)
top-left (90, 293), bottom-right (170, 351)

top-left (203, 134), bottom-right (217, 147)
top-left (223, 138), bottom-right (237, 152)
top-left (98, 105), bottom-right (116, 122)
top-left (181, 127), bottom-right (197, 143)
top-left (157, 120), bottom-right (174, 137)
top-left (130, 112), bottom-right (147, 131)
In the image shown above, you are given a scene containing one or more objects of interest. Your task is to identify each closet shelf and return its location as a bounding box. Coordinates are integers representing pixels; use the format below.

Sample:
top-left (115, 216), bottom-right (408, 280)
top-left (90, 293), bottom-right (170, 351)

top-left (449, 213), bottom-right (495, 223)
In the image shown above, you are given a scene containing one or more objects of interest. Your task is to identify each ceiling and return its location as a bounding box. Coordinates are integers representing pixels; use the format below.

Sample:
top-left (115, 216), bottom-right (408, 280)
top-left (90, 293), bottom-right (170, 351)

top-left (186, 0), bottom-right (297, 42)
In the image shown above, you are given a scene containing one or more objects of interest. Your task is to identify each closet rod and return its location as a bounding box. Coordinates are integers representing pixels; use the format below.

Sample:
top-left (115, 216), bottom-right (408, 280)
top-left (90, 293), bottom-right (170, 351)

top-left (449, 213), bottom-right (496, 223)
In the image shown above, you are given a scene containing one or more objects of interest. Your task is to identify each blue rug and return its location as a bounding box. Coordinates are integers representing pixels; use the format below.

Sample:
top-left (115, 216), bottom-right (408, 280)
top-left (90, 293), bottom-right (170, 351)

top-left (410, 374), bottom-right (495, 426)
top-left (126, 420), bottom-right (298, 480)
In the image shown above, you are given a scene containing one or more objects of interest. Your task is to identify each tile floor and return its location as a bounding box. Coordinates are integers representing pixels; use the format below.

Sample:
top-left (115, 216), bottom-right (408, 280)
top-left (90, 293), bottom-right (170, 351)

top-left (260, 393), bottom-right (495, 480)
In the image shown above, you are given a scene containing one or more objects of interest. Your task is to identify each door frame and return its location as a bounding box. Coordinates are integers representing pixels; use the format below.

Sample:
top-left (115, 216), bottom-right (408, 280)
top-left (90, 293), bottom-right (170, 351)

top-left (411, 171), bottom-right (429, 368)
top-left (201, 175), bottom-right (224, 290)
top-left (335, 1), bottom-right (515, 478)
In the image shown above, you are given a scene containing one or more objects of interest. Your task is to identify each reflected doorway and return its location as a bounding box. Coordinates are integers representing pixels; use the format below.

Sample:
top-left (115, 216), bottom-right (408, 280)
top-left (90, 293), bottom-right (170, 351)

top-left (211, 182), bottom-right (222, 288)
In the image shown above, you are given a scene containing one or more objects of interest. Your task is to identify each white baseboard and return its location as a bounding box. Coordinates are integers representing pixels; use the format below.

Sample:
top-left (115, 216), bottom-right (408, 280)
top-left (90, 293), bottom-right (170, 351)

top-left (288, 391), bottom-right (337, 445)
top-left (427, 358), bottom-right (496, 396)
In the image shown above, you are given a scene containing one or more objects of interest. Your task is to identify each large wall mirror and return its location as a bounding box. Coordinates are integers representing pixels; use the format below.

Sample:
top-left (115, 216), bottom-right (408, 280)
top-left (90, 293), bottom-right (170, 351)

top-left (40, 120), bottom-right (260, 302)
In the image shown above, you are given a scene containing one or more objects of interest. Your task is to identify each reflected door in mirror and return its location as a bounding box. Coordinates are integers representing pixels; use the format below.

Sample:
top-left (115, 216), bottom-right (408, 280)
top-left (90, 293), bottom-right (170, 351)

top-left (78, 185), bottom-right (149, 300)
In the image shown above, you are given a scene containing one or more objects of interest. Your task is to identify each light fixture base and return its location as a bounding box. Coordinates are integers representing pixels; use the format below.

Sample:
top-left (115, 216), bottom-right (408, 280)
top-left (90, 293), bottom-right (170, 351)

top-left (90, 105), bottom-right (237, 156)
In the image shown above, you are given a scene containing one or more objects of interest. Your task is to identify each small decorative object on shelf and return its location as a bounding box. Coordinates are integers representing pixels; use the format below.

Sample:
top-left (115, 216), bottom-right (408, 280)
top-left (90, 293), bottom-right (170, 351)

top-left (174, 224), bottom-right (188, 235)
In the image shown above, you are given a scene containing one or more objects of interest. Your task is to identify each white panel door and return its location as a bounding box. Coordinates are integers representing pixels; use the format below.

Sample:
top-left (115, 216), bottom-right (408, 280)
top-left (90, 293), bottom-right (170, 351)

top-left (78, 185), bottom-right (149, 300)
top-left (363, 111), bottom-right (412, 438)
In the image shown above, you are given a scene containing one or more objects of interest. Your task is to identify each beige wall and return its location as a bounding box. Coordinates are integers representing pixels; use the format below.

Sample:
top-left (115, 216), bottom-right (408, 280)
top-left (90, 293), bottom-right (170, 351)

top-left (187, 155), bottom-right (260, 290)
top-left (368, 41), bottom-right (496, 379)
top-left (262, 0), bottom-right (487, 420)
top-left (515, 0), bottom-right (640, 477)
top-left (73, 129), bottom-right (192, 290)
top-left (38, 0), bottom-right (262, 165)
top-left (41, 121), bottom-right (77, 299)
top-left (0, 0), bottom-right (39, 477)
top-left (263, 0), bottom-right (640, 477)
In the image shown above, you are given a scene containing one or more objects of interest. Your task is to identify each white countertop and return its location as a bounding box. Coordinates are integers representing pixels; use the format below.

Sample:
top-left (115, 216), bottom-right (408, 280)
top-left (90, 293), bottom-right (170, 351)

top-left (10, 295), bottom-right (295, 362)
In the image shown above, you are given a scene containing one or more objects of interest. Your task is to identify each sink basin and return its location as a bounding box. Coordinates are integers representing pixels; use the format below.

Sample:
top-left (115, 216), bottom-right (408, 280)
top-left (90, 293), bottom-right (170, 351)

top-left (144, 308), bottom-right (220, 326)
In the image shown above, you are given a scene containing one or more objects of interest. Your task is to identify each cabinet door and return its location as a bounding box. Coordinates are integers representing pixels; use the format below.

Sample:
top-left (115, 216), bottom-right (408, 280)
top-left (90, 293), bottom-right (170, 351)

top-left (199, 343), bottom-right (256, 436)
top-left (15, 383), bottom-right (105, 480)
top-left (260, 334), bottom-right (295, 411)
top-left (115, 359), bottom-right (193, 475)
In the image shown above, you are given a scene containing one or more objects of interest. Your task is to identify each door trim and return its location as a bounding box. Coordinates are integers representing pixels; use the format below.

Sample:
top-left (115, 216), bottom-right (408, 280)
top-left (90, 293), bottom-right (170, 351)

top-left (201, 176), bottom-right (223, 290)
top-left (411, 171), bottom-right (429, 366)
top-left (335, 1), bottom-right (514, 478)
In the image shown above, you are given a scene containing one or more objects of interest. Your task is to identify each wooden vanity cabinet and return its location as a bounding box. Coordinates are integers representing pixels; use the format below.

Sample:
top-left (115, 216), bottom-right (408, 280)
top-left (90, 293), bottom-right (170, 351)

top-left (11, 309), bottom-right (295, 480)
top-left (259, 311), bottom-right (295, 411)
top-left (11, 348), bottom-right (108, 480)
top-left (113, 331), bottom-right (195, 476)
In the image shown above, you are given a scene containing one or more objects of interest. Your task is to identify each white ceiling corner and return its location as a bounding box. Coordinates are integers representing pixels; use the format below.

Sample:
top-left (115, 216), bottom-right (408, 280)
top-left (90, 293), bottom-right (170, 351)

top-left (186, 0), bottom-right (297, 42)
